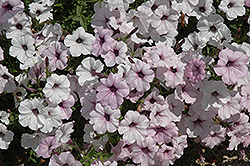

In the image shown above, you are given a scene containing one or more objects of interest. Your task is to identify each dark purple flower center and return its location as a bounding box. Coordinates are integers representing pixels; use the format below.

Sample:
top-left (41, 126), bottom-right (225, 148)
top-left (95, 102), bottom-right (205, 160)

top-left (52, 84), bottom-right (59, 89)
top-left (16, 91), bottom-right (22, 96)
top-left (114, 49), bottom-right (119, 57)
top-left (55, 52), bottom-right (61, 59)
top-left (199, 6), bottom-right (205, 12)
top-left (194, 118), bottom-right (202, 124)
top-left (170, 67), bottom-right (177, 73)
top-left (4, 3), bottom-right (13, 10)
top-left (150, 98), bottom-right (156, 104)
top-left (221, 37), bottom-right (226, 43)
top-left (0, 132), bottom-right (4, 137)
top-left (58, 102), bottom-right (63, 107)
top-left (151, 4), bottom-right (158, 11)
top-left (110, 85), bottom-right (117, 93)
top-left (16, 23), bottom-right (23, 30)
top-left (161, 15), bottom-right (168, 20)
top-left (212, 91), bottom-right (219, 97)
top-left (100, 37), bottom-right (105, 44)
top-left (142, 147), bottom-right (150, 154)
top-left (32, 108), bottom-right (39, 116)
top-left (2, 74), bottom-right (9, 79)
top-left (137, 71), bottom-right (144, 78)
top-left (22, 45), bottom-right (28, 51)
top-left (76, 38), bottom-right (83, 43)
top-left (104, 113), bottom-right (110, 121)
top-left (194, 44), bottom-right (198, 50)
top-left (63, 164), bottom-right (69, 166)
top-left (210, 26), bottom-right (217, 32)
top-left (129, 122), bottom-right (136, 127)
top-left (226, 61), bottom-right (234, 67)
top-left (227, 2), bottom-right (234, 8)
top-left (36, 10), bottom-right (41, 15)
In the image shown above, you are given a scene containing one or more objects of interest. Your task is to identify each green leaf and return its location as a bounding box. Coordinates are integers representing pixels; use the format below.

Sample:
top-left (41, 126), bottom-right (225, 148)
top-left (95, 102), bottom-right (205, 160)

top-left (79, 16), bottom-right (87, 30)
top-left (102, 153), bottom-right (113, 160)
top-left (76, 5), bottom-right (82, 16)
top-left (229, 24), bottom-right (237, 30)
top-left (88, 148), bottom-right (95, 159)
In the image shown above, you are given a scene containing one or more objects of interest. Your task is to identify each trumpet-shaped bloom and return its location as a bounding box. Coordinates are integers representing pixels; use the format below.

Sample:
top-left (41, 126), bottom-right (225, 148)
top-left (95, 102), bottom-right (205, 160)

top-left (96, 73), bottom-right (129, 109)
top-left (118, 110), bottom-right (149, 144)
top-left (64, 27), bottom-right (95, 57)
top-left (43, 74), bottom-right (71, 104)
top-left (214, 49), bottom-right (248, 85)
top-left (89, 103), bottom-right (120, 134)
top-left (0, 123), bottom-right (14, 150)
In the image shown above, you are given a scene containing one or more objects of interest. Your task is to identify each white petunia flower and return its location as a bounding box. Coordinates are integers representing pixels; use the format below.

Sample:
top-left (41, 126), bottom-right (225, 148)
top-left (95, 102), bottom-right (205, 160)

top-left (43, 74), bottom-right (71, 104)
top-left (64, 27), bottom-right (95, 57)
top-left (0, 123), bottom-right (14, 150)
top-left (219, 0), bottom-right (245, 20)
top-left (21, 132), bottom-right (46, 151)
top-left (76, 57), bottom-right (104, 86)
top-left (0, 111), bottom-right (10, 125)
top-left (9, 34), bottom-right (35, 63)
top-left (29, 2), bottom-right (53, 23)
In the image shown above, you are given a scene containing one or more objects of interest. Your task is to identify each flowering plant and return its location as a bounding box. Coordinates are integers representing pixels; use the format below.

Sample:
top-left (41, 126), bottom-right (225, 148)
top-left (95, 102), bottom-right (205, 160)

top-left (0, 0), bottom-right (250, 165)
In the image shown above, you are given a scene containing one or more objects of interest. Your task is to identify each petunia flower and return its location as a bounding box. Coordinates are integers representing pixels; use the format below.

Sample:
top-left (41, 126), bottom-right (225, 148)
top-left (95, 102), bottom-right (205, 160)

top-left (96, 73), bottom-right (129, 109)
top-left (43, 74), bottom-right (71, 104)
top-left (29, 2), bottom-right (53, 23)
top-left (89, 103), bottom-right (121, 134)
top-left (0, 123), bottom-right (14, 150)
top-left (49, 151), bottom-right (82, 166)
top-left (64, 27), bottom-right (95, 57)
top-left (214, 48), bottom-right (248, 85)
top-left (219, 0), bottom-right (245, 20)
top-left (36, 136), bottom-right (60, 158)
top-left (118, 110), bottom-right (149, 144)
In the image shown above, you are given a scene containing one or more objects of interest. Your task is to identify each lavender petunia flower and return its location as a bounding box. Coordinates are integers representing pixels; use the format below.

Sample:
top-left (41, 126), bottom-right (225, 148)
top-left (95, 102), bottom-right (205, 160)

top-left (214, 48), bottom-right (248, 85)
top-left (49, 151), bottom-right (82, 166)
top-left (96, 73), bottom-right (129, 109)
top-left (36, 136), bottom-right (60, 158)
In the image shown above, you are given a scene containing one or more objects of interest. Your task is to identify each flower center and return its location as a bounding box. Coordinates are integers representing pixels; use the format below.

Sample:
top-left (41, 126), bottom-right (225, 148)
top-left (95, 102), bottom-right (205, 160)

top-left (16, 23), bottom-right (23, 30)
top-left (22, 45), bottom-right (28, 51)
top-left (110, 85), bottom-right (117, 93)
top-left (161, 15), bottom-right (168, 20)
top-left (137, 71), bottom-right (144, 78)
top-left (199, 6), bottom-right (205, 12)
top-left (129, 122), bottom-right (136, 127)
top-left (227, 2), bottom-right (234, 8)
top-left (170, 67), bottom-right (177, 73)
top-left (36, 10), bottom-right (41, 15)
top-left (210, 26), bottom-right (217, 32)
top-left (32, 108), bottom-right (39, 116)
top-left (226, 61), bottom-right (234, 67)
top-left (212, 91), bottom-right (219, 97)
top-left (100, 37), bottom-right (105, 44)
top-left (104, 113), bottom-right (110, 121)
top-left (142, 147), bottom-right (149, 154)
top-left (58, 102), bottom-right (63, 107)
top-left (52, 84), bottom-right (59, 89)
top-left (4, 3), bottom-right (13, 10)
top-left (2, 74), bottom-right (9, 79)
top-left (16, 92), bottom-right (22, 96)
top-left (0, 132), bottom-right (5, 137)
top-left (150, 98), bottom-right (156, 104)
top-left (55, 52), bottom-right (60, 59)
top-left (151, 4), bottom-right (158, 11)
top-left (76, 38), bottom-right (83, 43)
top-left (114, 49), bottom-right (119, 57)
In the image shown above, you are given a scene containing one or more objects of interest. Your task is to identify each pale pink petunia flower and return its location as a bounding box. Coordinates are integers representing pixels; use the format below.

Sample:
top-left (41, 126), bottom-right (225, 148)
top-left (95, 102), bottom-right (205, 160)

top-left (89, 103), bottom-right (120, 134)
top-left (96, 73), bottom-right (129, 109)
top-left (36, 136), bottom-right (60, 158)
top-left (214, 48), bottom-right (248, 85)
top-left (130, 137), bottom-right (159, 166)
top-left (0, 0), bottom-right (24, 23)
top-left (185, 58), bottom-right (206, 84)
top-left (126, 60), bottom-right (155, 92)
top-left (58, 95), bottom-right (75, 120)
top-left (49, 151), bottom-right (82, 166)
top-left (42, 41), bottom-right (69, 71)
top-left (118, 110), bottom-right (149, 144)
